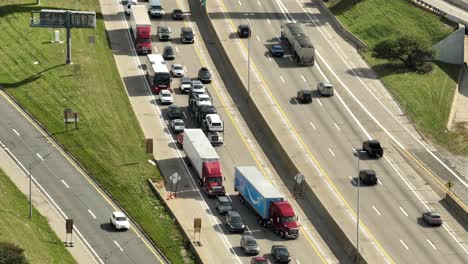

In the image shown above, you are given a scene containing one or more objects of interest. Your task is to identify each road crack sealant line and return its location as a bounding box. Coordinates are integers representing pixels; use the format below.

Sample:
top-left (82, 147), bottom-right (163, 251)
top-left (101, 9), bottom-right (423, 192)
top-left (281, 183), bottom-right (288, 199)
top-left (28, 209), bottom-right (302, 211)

top-left (295, 0), bottom-right (468, 192)
top-left (0, 139), bottom-right (101, 264)
top-left (216, 0), bottom-right (390, 262)
top-left (204, 1), bottom-right (331, 262)
top-left (114, 0), bottom-right (241, 262)
top-left (293, 0), bottom-right (468, 254)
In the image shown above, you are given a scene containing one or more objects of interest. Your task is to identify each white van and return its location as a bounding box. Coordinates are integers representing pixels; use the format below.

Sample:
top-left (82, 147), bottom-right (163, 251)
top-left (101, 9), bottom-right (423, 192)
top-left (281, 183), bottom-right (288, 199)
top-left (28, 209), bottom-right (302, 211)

top-left (149, 0), bottom-right (164, 18)
top-left (125, 0), bottom-right (138, 15)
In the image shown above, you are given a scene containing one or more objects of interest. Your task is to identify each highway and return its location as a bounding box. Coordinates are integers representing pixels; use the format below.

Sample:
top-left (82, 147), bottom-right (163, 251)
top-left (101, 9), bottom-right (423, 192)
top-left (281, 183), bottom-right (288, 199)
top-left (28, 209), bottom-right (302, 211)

top-left (0, 91), bottom-right (166, 264)
top-left (101, 0), bottom-right (340, 262)
top-left (205, 0), bottom-right (468, 263)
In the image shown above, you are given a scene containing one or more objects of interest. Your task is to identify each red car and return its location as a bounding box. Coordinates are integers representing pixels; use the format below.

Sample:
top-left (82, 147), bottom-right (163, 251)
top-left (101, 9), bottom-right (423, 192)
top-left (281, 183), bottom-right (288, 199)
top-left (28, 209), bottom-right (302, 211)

top-left (251, 257), bottom-right (271, 264)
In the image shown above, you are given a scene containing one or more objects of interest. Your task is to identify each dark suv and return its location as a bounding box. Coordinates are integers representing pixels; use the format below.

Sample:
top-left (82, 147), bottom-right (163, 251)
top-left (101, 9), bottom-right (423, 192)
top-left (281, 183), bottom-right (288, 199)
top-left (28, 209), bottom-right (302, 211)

top-left (362, 140), bottom-right (383, 158)
top-left (237, 24), bottom-right (251, 38)
top-left (359, 169), bottom-right (378, 185)
top-left (297, 90), bottom-right (312, 104)
top-left (225, 211), bottom-right (245, 233)
top-left (198, 67), bottom-right (212, 83)
top-left (180, 27), bottom-right (194, 44)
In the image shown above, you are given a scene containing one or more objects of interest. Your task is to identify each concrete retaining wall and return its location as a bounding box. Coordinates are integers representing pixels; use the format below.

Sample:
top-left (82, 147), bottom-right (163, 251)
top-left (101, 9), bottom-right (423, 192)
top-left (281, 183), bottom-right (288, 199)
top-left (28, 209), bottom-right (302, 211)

top-left (433, 25), bottom-right (465, 64)
top-left (189, 3), bottom-right (365, 263)
top-left (445, 0), bottom-right (468, 11)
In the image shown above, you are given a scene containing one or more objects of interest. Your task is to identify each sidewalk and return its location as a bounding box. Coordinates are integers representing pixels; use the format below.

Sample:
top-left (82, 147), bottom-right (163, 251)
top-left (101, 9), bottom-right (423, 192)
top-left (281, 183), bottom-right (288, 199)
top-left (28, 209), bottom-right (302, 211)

top-left (0, 143), bottom-right (96, 264)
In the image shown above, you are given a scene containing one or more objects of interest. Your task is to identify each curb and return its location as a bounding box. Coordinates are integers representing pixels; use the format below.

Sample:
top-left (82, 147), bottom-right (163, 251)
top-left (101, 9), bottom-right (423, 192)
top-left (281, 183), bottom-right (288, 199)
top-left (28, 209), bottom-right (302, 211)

top-left (0, 86), bottom-right (171, 264)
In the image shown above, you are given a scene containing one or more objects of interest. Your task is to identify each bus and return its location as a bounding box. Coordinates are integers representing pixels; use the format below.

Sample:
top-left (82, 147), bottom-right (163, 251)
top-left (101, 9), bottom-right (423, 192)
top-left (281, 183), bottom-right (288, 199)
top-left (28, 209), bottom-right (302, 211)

top-left (147, 54), bottom-right (172, 93)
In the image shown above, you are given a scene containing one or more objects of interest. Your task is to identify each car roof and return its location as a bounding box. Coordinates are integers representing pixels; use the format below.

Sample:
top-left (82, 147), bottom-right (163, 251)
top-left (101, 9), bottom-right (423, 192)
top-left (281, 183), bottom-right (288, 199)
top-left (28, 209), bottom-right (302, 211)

top-left (181, 77), bottom-right (191, 82)
top-left (272, 245), bottom-right (287, 250)
top-left (113, 211), bottom-right (126, 218)
top-left (427, 212), bottom-right (441, 216)
top-left (272, 45), bottom-right (282, 48)
top-left (299, 90), bottom-right (311, 94)
top-left (242, 234), bottom-right (256, 240)
top-left (172, 64), bottom-right (183, 68)
top-left (161, 90), bottom-right (171, 94)
top-left (228, 210), bottom-right (240, 217)
top-left (218, 196), bottom-right (230, 202)
top-left (320, 81), bottom-right (332, 86)
top-left (192, 79), bottom-right (203, 84)
top-left (173, 119), bottom-right (184, 122)
top-left (361, 169), bottom-right (376, 175)
top-left (206, 114), bottom-right (221, 122)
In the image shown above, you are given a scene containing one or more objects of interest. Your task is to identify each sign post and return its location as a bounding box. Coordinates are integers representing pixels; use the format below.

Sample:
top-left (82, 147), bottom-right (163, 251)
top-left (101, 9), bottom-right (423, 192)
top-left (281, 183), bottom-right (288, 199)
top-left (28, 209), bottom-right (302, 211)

top-left (65, 219), bottom-right (74, 247)
top-left (293, 173), bottom-right (304, 198)
top-left (193, 218), bottom-right (202, 246)
top-left (30, 9), bottom-right (96, 64)
top-left (167, 172), bottom-right (181, 199)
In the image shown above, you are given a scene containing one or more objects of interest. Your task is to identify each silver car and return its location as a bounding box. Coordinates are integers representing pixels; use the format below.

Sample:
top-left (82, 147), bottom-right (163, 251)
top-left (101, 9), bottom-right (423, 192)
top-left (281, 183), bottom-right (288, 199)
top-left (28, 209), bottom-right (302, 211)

top-left (317, 81), bottom-right (334, 96)
top-left (170, 119), bottom-right (185, 133)
top-left (240, 234), bottom-right (259, 255)
top-left (216, 196), bottom-right (232, 215)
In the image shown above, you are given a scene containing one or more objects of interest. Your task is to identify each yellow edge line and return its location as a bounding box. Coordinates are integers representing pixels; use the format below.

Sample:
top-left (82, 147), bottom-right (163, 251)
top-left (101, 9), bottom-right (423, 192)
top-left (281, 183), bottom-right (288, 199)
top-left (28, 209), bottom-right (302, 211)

top-left (217, 0), bottom-right (395, 263)
top-left (194, 1), bottom-right (329, 263)
top-left (1, 61), bottom-right (165, 264)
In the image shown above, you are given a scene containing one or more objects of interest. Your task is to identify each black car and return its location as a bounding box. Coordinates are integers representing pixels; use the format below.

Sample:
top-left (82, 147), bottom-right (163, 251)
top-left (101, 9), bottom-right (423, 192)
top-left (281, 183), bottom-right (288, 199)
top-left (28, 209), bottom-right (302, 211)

top-left (171, 9), bottom-right (184, 20)
top-left (162, 46), bottom-right (175, 60)
top-left (225, 211), bottom-right (245, 233)
top-left (297, 90), bottom-right (312, 104)
top-left (271, 245), bottom-right (291, 263)
top-left (359, 169), bottom-right (378, 185)
top-left (167, 105), bottom-right (183, 119)
top-left (362, 140), bottom-right (383, 158)
top-left (237, 24), bottom-right (251, 38)
top-left (180, 27), bottom-right (194, 44)
top-left (198, 67), bottom-right (212, 83)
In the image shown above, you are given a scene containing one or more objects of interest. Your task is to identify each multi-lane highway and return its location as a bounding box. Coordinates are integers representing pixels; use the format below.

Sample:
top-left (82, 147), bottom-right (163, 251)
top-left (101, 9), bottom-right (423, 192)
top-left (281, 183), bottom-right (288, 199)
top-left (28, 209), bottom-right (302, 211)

top-left (102, 0), bottom-right (341, 262)
top-left (205, 0), bottom-right (468, 263)
top-left (0, 91), bottom-right (166, 264)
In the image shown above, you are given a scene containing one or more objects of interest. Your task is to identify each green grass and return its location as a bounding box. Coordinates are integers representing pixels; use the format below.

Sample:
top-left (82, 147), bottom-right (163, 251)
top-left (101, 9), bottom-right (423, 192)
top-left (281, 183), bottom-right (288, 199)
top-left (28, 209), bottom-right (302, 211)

top-left (0, 1), bottom-right (192, 263)
top-left (327, 0), bottom-right (466, 154)
top-left (0, 168), bottom-right (76, 264)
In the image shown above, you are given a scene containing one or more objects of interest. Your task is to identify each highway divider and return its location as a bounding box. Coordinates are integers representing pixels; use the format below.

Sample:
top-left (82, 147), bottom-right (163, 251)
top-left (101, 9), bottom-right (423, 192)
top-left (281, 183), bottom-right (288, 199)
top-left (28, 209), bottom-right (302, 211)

top-left (188, 3), bottom-right (366, 263)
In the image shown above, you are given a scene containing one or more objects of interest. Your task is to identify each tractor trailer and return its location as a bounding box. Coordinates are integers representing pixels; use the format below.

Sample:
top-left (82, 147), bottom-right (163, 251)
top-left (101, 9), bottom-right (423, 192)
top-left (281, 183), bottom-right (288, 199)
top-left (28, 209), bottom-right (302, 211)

top-left (130, 5), bottom-right (152, 55)
top-left (234, 166), bottom-right (300, 239)
top-left (281, 23), bottom-right (314, 66)
top-left (183, 129), bottom-right (225, 197)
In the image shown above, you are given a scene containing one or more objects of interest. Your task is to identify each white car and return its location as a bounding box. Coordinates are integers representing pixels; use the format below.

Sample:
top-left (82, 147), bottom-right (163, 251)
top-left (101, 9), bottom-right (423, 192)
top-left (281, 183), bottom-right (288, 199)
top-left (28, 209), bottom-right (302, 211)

top-left (191, 80), bottom-right (205, 94)
top-left (170, 64), bottom-right (185, 77)
top-left (179, 77), bottom-right (192, 93)
top-left (159, 90), bottom-right (173, 105)
top-left (110, 211), bottom-right (130, 230)
top-left (317, 81), bottom-right (334, 96)
top-left (171, 119), bottom-right (185, 133)
top-left (195, 93), bottom-right (212, 107)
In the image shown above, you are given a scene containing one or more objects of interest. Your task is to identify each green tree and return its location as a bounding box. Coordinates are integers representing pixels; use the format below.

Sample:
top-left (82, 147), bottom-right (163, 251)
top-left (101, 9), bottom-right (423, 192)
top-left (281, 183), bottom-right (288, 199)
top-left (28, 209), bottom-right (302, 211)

top-left (373, 35), bottom-right (435, 69)
top-left (0, 242), bottom-right (29, 264)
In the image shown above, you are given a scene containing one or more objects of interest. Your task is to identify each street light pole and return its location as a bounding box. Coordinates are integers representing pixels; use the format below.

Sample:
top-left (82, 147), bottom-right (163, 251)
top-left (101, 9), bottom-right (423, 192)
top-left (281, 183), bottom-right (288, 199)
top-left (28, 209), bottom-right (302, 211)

top-left (29, 163), bottom-right (32, 219)
top-left (353, 149), bottom-right (363, 260)
top-left (247, 15), bottom-right (251, 101)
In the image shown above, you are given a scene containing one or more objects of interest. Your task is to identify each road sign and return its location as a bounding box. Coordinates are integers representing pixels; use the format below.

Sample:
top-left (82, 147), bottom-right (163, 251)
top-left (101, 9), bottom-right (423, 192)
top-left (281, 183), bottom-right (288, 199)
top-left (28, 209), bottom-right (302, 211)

top-left (146, 138), bottom-right (153, 154)
top-left (446, 181), bottom-right (454, 189)
top-left (66, 219), bottom-right (73, 234)
top-left (169, 172), bottom-right (181, 184)
top-left (31, 9), bottom-right (96, 28)
top-left (293, 173), bottom-right (304, 184)
top-left (194, 218), bottom-right (201, 232)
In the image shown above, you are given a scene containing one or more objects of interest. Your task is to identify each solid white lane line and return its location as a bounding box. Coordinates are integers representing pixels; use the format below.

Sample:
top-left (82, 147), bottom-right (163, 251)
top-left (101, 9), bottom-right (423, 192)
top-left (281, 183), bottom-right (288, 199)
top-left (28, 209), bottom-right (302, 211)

top-left (316, 98), bottom-right (323, 106)
top-left (238, 0), bottom-right (242, 6)
top-left (349, 176), bottom-right (356, 185)
top-left (334, 122), bottom-right (341, 131)
top-left (267, 18), bottom-right (271, 24)
top-left (289, 56), bottom-right (293, 62)
top-left (400, 240), bottom-right (409, 250)
top-left (372, 206), bottom-right (381, 216)
top-left (399, 207), bottom-right (408, 217)
top-left (61, 179), bottom-right (70, 189)
top-left (293, 98), bottom-right (299, 104)
top-left (267, 55), bottom-right (272, 61)
top-left (148, 159), bottom-right (156, 165)
top-left (114, 240), bottom-right (124, 252)
top-left (256, 35), bottom-right (260, 41)
top-left (184, 66), bottom-right (187, 72)
top-left (301, 74), bottom-right (306, 82)
top-left (309, 121), bottom-right (316, 130)
top-left (296, 260), bottom-right (301, 264)
top-left (12, 129), bottom-right (20, 136)
top-left (175, 46), bottom-right (179, 53)
top-left (182, 112), bottom-right (187, 119)
top-left (257, 0), bottom-right (261, 6)
top-left (88, 209), bottom-right (97, 219)
top-left (328, 148), bottom-right (335, 157)
top-left (153, 46), bottom-right (158, 53)
top-left (36, 153), bottom-right (44, 161)
top-left (427, 239), bottom-right (437, 250)
top-left (280, 76), bottom-right (285, 83)
top-left (377, 179), bottom-right (383, 185)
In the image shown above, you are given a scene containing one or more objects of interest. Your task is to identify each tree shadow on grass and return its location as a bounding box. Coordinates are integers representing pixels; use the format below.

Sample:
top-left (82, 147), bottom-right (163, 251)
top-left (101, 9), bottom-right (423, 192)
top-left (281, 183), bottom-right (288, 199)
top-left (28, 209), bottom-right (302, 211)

top-left (0, 64), bottom-right (66, 89)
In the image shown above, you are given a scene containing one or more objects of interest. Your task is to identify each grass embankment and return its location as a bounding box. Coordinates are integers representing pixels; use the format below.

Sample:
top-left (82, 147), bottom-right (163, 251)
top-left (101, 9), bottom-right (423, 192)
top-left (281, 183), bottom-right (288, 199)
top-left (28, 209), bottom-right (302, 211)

top-left (0, 168), bottom-right (75, 264)
top-left (327, 0), bottom-right (467, 154)
top-left (0, 1), bottom-right (191, 263)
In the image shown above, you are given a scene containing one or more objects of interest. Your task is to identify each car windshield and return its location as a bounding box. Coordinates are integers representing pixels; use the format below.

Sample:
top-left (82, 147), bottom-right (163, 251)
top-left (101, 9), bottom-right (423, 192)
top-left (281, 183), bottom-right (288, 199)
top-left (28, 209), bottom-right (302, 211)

top-left (279, 216), bottom-right (296, 223)
top-left (164, 47), bottom-right (173, 53)
top-left (275, 248), bottom-right (289, 256)
top-left (199, 97), bottom-right (210, 102)
top-left (140, 38), bottom-right (151, 43)
top-left (116, 217), bottom-right (127, 221)
top-left (193, 84), bottom-right (203, 90)
top-left (173, 66), bottom-right (183, 71)
top-left (182, 80), bottom-right (191, 85)
top-left (160, 27), bottom-right (169, 33)
top-left (430, 213), bottom-right (441, 218)
top-left (162, 93), bottom-right (171, 97)
top-left (231, 216), bottom-right (242, 223)
top-left (174, 120), bottom-right (184, 126)
top-left (211, 122), bottom-right (221, 127)
top-left (245, 239), bottom-right (257, 246)
top-left (219, 200), bottom-right (230, 206)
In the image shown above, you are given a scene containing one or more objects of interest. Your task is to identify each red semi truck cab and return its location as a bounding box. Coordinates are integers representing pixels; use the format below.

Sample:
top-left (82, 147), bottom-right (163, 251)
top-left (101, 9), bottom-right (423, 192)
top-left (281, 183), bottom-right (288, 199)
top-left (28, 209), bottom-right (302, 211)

top-left (202, 161), bottom-right (225, 197)
top-left (269, 201), bottom-right (300, 239)
top-left (134, 26), bottom-right (151, 54)
top-left (130, 5), bottom-right (152, 55)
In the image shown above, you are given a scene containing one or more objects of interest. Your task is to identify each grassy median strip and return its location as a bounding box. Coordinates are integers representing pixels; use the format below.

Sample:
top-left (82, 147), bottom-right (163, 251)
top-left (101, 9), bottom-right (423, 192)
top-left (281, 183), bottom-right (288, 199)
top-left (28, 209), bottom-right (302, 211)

top-left (326, 0), bottom-right (466, 154)
top-left (0, 1), bottom-right (191, 263)
top-left (0, 168), bottom-right (76, 263)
